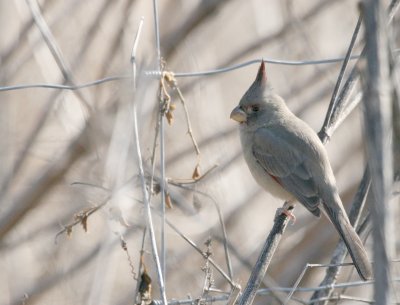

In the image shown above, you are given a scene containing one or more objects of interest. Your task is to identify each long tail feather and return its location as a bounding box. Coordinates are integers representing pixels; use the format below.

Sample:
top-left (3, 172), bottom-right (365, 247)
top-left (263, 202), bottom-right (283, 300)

top-left (323, 201), bottom-right (372, 280)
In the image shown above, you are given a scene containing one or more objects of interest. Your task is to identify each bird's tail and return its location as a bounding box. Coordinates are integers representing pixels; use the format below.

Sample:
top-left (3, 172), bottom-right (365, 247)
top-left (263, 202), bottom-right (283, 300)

top-left (323, 199), bottom-right (373, 281)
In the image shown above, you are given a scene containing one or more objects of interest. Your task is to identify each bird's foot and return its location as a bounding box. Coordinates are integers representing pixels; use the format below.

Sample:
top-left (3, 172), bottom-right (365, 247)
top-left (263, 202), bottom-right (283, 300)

top-left (276, 203), bottom-right (296, 225)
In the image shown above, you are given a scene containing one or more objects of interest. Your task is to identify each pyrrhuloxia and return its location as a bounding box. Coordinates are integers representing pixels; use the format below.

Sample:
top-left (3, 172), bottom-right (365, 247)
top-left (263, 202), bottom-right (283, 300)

top-left (230, 61), bottom-right (372, 281)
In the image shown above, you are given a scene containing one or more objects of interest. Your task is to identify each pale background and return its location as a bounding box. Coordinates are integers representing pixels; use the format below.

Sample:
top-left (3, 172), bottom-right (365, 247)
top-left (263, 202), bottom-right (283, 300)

top-left (0, 1), bottom-right (398, 305)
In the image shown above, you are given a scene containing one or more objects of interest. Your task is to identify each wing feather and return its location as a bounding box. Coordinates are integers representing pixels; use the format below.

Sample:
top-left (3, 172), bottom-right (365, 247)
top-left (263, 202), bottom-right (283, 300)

top-left (252, 126), bottom-right (321, 216)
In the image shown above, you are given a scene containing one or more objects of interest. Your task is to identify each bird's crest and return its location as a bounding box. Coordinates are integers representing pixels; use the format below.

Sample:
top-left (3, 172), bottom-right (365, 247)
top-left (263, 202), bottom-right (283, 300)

top-left (255, 60), bottom-right (267, 87)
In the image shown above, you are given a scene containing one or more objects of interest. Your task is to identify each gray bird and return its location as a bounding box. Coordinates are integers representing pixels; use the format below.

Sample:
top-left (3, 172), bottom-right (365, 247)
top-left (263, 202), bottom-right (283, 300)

top-left (230, 61), bottom-right (372, 280)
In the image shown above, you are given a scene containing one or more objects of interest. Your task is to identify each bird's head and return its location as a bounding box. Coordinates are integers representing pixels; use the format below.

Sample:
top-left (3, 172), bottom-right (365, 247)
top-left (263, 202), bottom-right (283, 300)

top-left (230, 60), bottom-right (273, 125)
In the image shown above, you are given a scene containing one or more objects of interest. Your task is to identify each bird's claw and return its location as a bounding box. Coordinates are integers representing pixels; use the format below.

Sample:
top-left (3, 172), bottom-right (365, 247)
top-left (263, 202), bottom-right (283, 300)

top-left (276, 206), bottom-right (296, 225)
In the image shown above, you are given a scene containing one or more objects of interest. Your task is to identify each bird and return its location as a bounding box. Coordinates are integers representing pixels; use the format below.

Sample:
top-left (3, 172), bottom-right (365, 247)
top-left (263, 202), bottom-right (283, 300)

top-left (230, 61), bottom-right (372, 281)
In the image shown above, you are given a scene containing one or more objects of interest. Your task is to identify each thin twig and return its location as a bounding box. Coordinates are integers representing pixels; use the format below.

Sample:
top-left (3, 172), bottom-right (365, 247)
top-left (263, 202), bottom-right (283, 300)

top-left (284, 263), bottom-right (312, 305)
top-left (152, 0), bottom-right (167, 285)
top-left (258, 277), bottom-right (400, 294)
top-left (164, 218), bottom-right (237, 288)
top-left (317, 0), bottom-right (400, 142)
top-left (54, 196), bottom-right (110, 242)
top-left (150, 171), bottom-right (236, 284)
top-left (152, 295), bottom-right (230, 305)
top-left (149, 274), bottom-right (400, 305)
top-left (167, 164), bottom-right (218, 186)
top-left (25, 0), bottom-right (72, 81)
top-left (308, 294), bottom-right (382, 305)
top-left (25, 0), bottom-right (91, 112)
top-left (134, 227), bottom-right (148, 303)
top-left (319, 15), bottom-right (363, 143)
top-left (132, 90), bottom-right (167, 305)
top-left (165, 73), bottom-right (201, 156)
top-left (173, 185), bottom-right (234, 281)
top-left (159, 92), bottom-right (167, 285)
top-left (130, 18), bottom-right (167, 305)
top-left (131, 17), bottom-right (144, 90)
top-left (198, 238), bottom-right (214, 304)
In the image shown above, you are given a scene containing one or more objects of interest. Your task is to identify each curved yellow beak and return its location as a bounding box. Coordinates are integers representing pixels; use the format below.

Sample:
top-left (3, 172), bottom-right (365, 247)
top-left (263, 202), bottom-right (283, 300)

top-left (230, 106), bottom-right (247, 123)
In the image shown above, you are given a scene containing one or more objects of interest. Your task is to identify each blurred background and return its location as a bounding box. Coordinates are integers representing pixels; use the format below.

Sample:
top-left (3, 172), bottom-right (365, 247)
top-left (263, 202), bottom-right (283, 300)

top-left (0, 0), bottom-right (398, 305)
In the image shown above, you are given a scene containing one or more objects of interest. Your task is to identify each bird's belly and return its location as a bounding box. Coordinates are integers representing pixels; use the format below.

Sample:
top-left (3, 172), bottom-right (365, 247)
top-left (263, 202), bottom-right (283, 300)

top-left (240, 131), bottom-right (293, 201)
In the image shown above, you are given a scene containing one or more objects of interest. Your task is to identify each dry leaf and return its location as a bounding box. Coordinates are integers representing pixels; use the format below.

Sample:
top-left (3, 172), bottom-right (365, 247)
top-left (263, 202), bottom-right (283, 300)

top-left (164, 71), bottom-right (176, 85)
top-left (121, 239), bottom-right (127, 251)
top-left (166, 110), bottom-right (174, 125)
top-left (165, 192), bottom-right (173, 209)
top-left (165, 103), bottom-right (176, 125)
top-left (138, 269), bottom-right (152, 296)
top-left (66, 226), bottom-right (72, 238)
top-left (81, 214), bottom-right (88, 232)
top-left (192, 164), bottom-right (201, 180)
top-left (137, 263), bottom-right (153, 305)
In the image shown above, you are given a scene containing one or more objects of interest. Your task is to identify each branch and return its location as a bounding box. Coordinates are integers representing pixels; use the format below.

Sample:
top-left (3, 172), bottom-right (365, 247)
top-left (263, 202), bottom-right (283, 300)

top-left (130, 14), bottom-right (168, 305)
top-left (360, 1), bottom-right (395, 304)
top-left (237, 210), bottom-right (292, 305)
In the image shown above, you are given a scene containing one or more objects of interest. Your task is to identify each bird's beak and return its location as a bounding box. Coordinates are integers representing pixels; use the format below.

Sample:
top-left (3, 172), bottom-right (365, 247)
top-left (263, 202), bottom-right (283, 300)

top-left (230, 106), bottom-right (247, 123)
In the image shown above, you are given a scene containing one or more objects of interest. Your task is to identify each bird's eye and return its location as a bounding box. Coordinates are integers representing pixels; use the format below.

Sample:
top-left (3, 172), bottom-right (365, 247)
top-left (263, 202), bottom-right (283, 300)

top-left (251, 105), bottom-right (260, 112)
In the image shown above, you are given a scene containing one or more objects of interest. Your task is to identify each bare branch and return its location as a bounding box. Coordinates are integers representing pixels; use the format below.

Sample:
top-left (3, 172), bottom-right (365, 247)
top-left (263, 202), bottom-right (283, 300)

top-left (360, 1), bottom-right (394, 304)
top-left (237, 209), bottom-right (292, 305)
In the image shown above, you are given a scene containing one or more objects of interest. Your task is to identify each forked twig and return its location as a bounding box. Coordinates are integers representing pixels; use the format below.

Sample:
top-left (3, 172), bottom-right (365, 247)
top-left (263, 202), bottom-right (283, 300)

top-left (318, 15), bottom-right (363, 144)
top-left (167, 164), bottom-right (218, 186)
top-left (165, 218), bottom-right (237, 288)
top-left (54, 196), bottom-right (110, 242)
top-left (163, 71), bottom-right (201, 157)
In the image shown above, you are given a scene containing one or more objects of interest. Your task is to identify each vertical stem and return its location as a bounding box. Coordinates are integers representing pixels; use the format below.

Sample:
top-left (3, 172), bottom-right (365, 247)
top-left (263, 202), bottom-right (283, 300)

top-left (152, 0), bottom-right (166, 286)
top-left (152, 0), bottom-right (161, 65)
top-left (131, 16), bottom-right (167, 305)
top-left (361, 1), bottom-right (394, 304)
top-left (131, 101), bottom-right (168, 305)
top-left (160, 114), bottom-right (167, 281)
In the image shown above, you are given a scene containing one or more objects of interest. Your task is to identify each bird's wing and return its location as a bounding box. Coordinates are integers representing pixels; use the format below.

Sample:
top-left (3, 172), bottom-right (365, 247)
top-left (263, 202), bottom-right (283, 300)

top-left (252, 125), bottom-right (321, 216)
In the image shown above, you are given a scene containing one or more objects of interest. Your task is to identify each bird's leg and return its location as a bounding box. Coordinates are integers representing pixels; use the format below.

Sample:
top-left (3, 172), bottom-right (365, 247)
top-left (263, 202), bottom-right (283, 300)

top-left (276, 201), bottom-right (296, 224)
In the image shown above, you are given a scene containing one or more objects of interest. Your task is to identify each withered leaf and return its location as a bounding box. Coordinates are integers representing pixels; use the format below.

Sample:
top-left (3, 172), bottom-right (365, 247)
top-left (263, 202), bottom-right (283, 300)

top-left (66, 226), bottom-right (72, 238)
top-left (81, 214), bottom-right (88, 232)
top-left (192, 164), bottom-right (201, 180)
top-left (165, 192), bottom-right (173, 209)
top-left (166, 110), bottom-right (174, 125)
top-left (169, 103), bottom-right (176, 111)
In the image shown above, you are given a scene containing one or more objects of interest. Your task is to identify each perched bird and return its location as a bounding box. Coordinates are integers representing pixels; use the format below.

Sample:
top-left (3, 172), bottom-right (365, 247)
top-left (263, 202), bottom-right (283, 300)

top-left (230, 61), bottom-right (372, 280)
